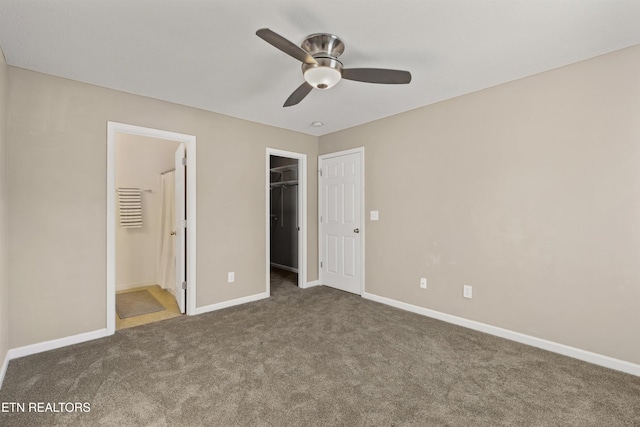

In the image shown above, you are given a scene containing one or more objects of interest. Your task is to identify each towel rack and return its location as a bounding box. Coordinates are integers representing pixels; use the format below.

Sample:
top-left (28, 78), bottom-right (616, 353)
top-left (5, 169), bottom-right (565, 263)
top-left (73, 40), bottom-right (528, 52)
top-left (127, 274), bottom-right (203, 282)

top-left (117, 187), bottom-right (148, 228)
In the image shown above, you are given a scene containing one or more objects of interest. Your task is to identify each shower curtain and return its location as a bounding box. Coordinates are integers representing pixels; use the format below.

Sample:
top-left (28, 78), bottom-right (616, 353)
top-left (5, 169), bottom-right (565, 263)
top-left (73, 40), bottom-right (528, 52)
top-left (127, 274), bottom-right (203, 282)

top-left (157, 171), bottom-right (176, 290)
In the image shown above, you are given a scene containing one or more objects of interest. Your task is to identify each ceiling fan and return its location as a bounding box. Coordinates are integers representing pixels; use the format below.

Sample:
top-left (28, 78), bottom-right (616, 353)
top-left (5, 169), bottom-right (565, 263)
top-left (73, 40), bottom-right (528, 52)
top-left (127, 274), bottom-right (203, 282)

top-left (256, 28), bottom-right (412, 107)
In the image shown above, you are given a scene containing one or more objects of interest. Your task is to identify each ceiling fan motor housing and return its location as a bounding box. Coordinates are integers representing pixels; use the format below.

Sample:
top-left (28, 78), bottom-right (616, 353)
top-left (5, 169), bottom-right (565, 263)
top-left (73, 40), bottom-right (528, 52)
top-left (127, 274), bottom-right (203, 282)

top-left (301, 33), bottom-right (345, 57)
top-left (301, 33), bottom-right (345, 89)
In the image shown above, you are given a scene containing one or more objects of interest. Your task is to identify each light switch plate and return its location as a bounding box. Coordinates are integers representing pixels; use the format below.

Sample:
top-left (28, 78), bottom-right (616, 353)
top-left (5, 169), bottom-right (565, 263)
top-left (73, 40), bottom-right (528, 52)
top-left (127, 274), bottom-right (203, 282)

top-left (370, 210), bottom-right (379, 221)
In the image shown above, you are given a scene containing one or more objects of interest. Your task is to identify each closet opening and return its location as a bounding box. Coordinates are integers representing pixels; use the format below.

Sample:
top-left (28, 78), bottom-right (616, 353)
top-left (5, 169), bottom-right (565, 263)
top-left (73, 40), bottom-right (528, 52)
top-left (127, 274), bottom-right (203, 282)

top-left (266, 149), bottom-right (307, 295)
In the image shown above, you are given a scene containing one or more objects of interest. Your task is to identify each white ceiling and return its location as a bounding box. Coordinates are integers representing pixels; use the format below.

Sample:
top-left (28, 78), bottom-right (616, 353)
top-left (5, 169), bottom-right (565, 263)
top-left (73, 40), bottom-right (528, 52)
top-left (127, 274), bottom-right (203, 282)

top-left (1, 1), bottom-right (639, 136)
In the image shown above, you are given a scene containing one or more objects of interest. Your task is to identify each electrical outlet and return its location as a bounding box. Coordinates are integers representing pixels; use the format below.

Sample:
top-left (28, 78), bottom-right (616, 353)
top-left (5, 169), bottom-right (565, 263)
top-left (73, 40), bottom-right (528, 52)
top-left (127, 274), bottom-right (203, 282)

top-left (420, 278), bottom-right (427, 289)
top-left (463, 285), bottom-right (472, 299)
top-left (228, 272), bottom-right (235, 283)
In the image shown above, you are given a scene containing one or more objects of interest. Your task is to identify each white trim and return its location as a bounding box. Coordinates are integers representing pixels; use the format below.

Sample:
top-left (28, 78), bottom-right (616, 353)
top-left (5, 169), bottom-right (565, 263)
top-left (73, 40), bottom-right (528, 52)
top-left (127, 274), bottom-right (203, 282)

top-left (318, 147), bottom-right (365, 295)
top-left (266, 149), bottom-right (307, 295)
top-left (362, 291), bottom-right (640, 377)
top-left (1, 329), bottom-right (107, 388)
top-left (302, 280), bottom-right (320, 289)
top-left (107, 122), bottom-right (197, 336)
top-left (7, 329), bottom-right (108, 361)
top-left (0, 350), bottom-right (9, 389)
top-left (194, 292), bottom-right (269, 315)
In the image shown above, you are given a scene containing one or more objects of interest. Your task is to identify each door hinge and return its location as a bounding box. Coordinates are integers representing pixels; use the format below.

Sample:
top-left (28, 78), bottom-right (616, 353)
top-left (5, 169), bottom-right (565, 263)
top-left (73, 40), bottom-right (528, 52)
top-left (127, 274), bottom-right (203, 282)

top-left (181, 281), bottom-right (187, 290)
top-left (181, 157), bottom-right (187, 166)
top-left (319, 169), bottom-right (323, 177)
top-left (183, 219), bottom-right (188, 228)
top-left (320, 261), bottom-right (323, 268)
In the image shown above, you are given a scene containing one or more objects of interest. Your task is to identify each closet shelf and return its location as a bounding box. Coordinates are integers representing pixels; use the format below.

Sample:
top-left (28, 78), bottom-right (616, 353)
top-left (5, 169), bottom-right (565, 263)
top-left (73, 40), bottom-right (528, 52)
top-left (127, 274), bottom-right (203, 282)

top-left (270, 163), bottom-right (298, 187)
top-left (270, 164), bottom-right (298, 173)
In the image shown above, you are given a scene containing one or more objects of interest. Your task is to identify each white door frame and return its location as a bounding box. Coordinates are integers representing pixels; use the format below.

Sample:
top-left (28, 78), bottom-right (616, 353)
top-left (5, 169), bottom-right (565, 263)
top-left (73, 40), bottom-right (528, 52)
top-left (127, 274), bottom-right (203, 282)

top-left (318, 147), bottom-right (365, 294)
top-left (266, 148), bottom-right (307, 292)
top-left (107, 122), bottom-right (197, 335)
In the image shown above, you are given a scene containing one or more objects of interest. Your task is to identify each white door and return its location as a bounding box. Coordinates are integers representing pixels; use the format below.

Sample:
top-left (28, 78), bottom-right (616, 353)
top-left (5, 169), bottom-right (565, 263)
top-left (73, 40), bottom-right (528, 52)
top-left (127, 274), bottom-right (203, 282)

top-left (320, 150), bottom-right (363, 294)
top-left (174, 143), bottom-right (187, 313)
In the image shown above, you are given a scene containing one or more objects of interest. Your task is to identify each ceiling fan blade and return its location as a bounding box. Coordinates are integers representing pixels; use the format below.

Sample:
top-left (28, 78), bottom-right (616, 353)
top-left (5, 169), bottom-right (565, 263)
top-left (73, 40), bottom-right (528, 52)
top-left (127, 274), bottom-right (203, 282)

top-left (284, 82), bottom-right (313, 107)
top-left (342, 68), bottom-right (412, 84)
top-left (256, 28), bottom-right (317, 65)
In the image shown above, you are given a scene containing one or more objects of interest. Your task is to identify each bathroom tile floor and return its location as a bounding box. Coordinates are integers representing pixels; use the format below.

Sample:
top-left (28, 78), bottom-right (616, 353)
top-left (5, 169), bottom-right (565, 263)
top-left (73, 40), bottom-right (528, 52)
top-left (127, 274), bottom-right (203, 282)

top-left (115, 285), bottom-right (182, 330)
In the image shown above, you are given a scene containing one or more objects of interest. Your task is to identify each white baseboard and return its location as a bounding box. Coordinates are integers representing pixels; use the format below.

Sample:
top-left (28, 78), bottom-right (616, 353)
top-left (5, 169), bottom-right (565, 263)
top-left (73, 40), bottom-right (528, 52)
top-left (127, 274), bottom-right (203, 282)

top-left (0, 349), bottom-right (9, 389)
top-left (0, 328), bottom-right (106, 388)
top-left (362, 291), bottom-right (640, 377)
top-left (194, 292), bottom-right (269, 315)
top-left (7, 329), bottom-right (108, 362)
top-left (303, 280), bottom-right (320, 289)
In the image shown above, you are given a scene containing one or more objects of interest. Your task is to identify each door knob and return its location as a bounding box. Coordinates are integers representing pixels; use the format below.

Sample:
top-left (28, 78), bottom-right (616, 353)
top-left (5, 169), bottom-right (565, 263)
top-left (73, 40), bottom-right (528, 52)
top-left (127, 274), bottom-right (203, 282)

top-left (170, 231), bottom-right (176, 236)
top-left (354, 228), bottom-right (360, 234)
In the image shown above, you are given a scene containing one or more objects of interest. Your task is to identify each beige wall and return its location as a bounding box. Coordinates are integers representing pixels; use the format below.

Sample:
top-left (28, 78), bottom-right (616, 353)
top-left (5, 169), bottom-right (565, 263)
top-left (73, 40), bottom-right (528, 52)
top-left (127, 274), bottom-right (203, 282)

top-left (5, 43), bottom-right (638, 367)
top-left (7, 67), bottom-right (318, 349)
top-left (115, 134), bottom-right (180, 290)
top-left (0, 48), bottom-right (9, 371)
top-left (320, 45), bottom-right (640, 365)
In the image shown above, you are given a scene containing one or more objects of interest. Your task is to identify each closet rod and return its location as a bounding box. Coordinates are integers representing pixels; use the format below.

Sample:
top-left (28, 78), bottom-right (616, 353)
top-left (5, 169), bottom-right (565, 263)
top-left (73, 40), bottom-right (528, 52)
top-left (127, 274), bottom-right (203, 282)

top-left (269, 181), bottom-right (298, 188)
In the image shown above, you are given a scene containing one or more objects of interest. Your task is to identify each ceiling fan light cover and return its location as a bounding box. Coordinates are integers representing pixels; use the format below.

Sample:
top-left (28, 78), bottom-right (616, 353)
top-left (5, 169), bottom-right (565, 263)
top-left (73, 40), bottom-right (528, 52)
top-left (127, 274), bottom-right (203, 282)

top-left (304, 66), bottom-right (341, 89)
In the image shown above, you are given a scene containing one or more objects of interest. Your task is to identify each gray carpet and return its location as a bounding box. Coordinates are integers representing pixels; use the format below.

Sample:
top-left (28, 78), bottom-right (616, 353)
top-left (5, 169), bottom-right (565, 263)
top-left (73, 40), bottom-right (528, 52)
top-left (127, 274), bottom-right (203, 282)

top-left (116, 290), bottom-right (166, 319)
top-left (1, 269), bottom-right (639, 426)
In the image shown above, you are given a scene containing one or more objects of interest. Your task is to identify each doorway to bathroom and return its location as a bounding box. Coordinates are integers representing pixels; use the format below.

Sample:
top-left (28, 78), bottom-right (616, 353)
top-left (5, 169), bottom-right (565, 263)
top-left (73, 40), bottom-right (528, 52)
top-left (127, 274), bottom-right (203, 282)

top-left (107, 123), bottom-right (197, 335)
top-left (266, 148), bottom-right (307, 295)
